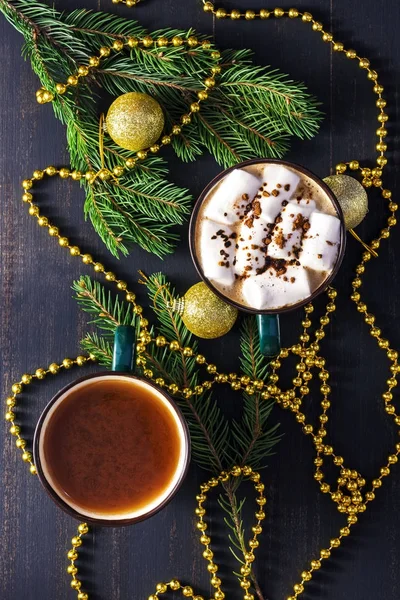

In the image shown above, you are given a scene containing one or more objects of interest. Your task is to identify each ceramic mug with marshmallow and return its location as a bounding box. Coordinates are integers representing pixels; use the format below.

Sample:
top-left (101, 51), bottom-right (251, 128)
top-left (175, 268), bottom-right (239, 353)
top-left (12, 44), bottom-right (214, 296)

top-left (189, 159), bottom-right (346, 356)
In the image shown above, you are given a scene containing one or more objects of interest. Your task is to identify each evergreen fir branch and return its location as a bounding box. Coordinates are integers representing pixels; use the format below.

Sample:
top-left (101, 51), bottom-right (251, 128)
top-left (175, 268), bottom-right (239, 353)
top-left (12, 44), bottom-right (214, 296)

top-left (1, 0), bottom-right (322, 257)
top-left (72, 273), bottom-right (275, 599)
top-left (81, 332), bottom-right (113, 367)
top-left (231, 317), bottom-right (281, 470)
top-left (72, 275), bottom-right (136, 332)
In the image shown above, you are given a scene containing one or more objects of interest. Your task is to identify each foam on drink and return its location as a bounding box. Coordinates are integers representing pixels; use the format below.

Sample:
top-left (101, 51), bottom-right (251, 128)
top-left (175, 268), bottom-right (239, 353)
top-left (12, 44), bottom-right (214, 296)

top-left (195, 162), bottom-right (343, 311)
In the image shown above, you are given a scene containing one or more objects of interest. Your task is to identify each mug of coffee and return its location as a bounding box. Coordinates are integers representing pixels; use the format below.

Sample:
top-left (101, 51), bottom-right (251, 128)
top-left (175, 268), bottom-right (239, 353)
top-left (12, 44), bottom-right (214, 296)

top-left (189, 159), bottom-right (346, 355)
top-left (33, 325), bottom-right (190, 525)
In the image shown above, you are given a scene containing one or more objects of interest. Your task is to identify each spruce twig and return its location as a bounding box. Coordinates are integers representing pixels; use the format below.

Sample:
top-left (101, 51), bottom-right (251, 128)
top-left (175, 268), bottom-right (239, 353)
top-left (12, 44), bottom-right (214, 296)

top-left (1, 0), bottom-right (322, 258)
top-left (72, 273), bottom-right (279, 600)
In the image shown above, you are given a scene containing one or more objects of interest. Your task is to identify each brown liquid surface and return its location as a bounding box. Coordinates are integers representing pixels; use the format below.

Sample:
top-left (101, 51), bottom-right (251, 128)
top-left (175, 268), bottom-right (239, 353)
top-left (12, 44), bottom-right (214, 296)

top-left (42, 378), bottom-right (182, 516)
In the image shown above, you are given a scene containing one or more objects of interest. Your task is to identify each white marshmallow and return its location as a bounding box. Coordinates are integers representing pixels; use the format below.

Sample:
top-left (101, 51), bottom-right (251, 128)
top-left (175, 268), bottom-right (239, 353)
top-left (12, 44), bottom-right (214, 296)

top-left (203, 169), bottom-right (261, 225)
top-left (234, 218), bottom-right (270, 276)
top-left (267, 199), bottom-right (316, 260)
top-left (199, 219), bottom-right (236, 287)
top-left (242, 266), bottom-right (311, 310)
top-left (300, 212), bottom-right (341, 272)
top-left (258, 164), bottom-right (301, 222)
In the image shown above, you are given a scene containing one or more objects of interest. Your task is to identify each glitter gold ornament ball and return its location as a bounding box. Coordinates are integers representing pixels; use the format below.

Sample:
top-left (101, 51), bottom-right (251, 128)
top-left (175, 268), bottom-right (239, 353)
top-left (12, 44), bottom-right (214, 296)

top-left (324, 174), bottom-right (369, 230)
top-left (105, 92), bottom-right (165, 152)
top-left (179, 282), bottom-right (238, 339)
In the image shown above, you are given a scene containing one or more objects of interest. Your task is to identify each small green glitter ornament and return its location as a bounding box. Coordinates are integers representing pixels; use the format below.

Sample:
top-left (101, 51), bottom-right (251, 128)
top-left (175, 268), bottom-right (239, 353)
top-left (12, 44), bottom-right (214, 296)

top-left (173, 282), bottom-right (238, 339)
top-left (105, 92), bottom-right (165, 152)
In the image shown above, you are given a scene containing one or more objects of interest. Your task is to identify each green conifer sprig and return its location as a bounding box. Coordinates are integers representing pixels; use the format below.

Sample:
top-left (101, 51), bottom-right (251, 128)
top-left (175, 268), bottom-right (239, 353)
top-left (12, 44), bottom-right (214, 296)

top-left (72, 271), bottom-right (279, 598)
top-left (1, 0), bottom-right (322, 259)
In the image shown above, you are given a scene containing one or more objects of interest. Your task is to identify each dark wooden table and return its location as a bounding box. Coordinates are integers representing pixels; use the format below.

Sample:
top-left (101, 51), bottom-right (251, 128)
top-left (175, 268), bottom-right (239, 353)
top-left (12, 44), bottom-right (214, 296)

top-left (1, 1), bottom-right (400, 599)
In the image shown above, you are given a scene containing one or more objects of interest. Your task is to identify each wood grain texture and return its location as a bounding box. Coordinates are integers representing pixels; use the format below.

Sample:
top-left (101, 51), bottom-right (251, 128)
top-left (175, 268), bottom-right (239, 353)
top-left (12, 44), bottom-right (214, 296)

top-left (1, 0), bottom-right (400, 599)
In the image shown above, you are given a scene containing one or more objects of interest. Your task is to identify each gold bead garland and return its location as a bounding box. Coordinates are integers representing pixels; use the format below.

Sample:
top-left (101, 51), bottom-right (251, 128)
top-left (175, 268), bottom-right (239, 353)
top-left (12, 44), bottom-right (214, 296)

top-left (36, 32), bottom-right (221, 182)
top-left (5, 11), bottom-right (400, 600)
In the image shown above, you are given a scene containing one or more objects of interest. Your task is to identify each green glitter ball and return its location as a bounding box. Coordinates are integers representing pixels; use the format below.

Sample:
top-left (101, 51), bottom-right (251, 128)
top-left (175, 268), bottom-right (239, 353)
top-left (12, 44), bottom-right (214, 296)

top-left (324, 174), bottom-right (368, 230)
top-left (180, 282), bottom-right (238, 339)
top-left (105, 92), bottom-right (165, 152)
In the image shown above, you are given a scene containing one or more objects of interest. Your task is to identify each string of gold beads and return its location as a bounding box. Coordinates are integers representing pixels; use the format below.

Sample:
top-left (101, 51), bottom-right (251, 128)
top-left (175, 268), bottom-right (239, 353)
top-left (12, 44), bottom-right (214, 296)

top-left (35, 33), bottom-right (221, 180)
top-left (112, 0), bottom-right (141, 7)
top-left (201, 3), bottom-right (388, 182)
top-left (67, 522), bottom-right (90, 600)
top-left (5, 355), bottom-right (92, 475)
top-left (6, 10), bottom-right (399, 600)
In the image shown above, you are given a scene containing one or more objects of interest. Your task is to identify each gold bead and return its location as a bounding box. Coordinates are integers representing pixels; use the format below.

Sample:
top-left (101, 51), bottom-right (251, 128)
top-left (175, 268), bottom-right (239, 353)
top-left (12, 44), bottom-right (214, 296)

top-left (77, 594), bottom-right (88, 600)
top-left (312, 21), bottom-right (323, 31)
top-left (182, 587), bottom-right (193, 597)
top-left (136, 150), bottom-right (147, 160)
top-left (156, 583), bottom-right (168, 593)
top-left (28, 204), bottom-right (39, 217)
top-left (67, 75), bottom-right (79, 86)
top-left (5, 410), bottom-right (15, 422)
top-left (22, 192), bottom-right (33, 203)
top-left (71, 536), bottom-right (82, 547)
top-left (93, 262), bottom-right (104, 272)
top-left (211, 576), bottom-right (221, 587)
top-left (78, 523), bottom-right (89, 534)
top-left (125, 158), bottom-right (136, 169)
top-left (89, 56), bottom-right (100, 67)
top-left (255, 510), bottom-right (265, 520)
top-left (216, 8), bottom-right (227, 18)
top-left (58, 236), bottom-right (69, 247)
top-left (78, 65), bottom-right (89, 77)
top-left (294, 584), bottom-right (304, 594)
top-left (333, 42), bottom-right (344, 51)
top-left (322, 32), bottom-right (333, 42)
top-left (161, 135), bottom-right (172, 144)
top-left (63, 358), bottom-right (73, 369)
top-left (12, 383), bottom-right (22, 394)
top-left (113, 39), bottom-right (124, 51)
top-left (56, 83), bottom-right (67, 94)
top-left (171, 36), bottom-right (185, 49)
top-left (215, 592), bottom-right (225, 600)
top-left (22, 451), bottom-right (32, 462)
top-left (240, 579), bottom-right (251, 589)
top-left (169, 340), bottom-right (180, 351)
top-left (260, 9), bottom-right (270, 18)
top-left (230, 9), bottom-right (242, 19)
top-left (22, 179), bottom-right (33, 190)
top-left (69, 246), bottom-right (80, 257)
top-left (336, 162), bottom-right (347, 174)
top-left (70, 579), bottom-right (82, 590)
top-left (244, 551), bottom-right (255, 562)
top-left (35, 368), bottom-right (46, 380)
top-left (274, 8), bottom-right (285, 17)
top-left (10, 425), bottom-right (20, 435)
top-left (48, 226), bottom-right (59, 237)
top-left (320, 548), bottom-right (330, 559)
top-left (288, 8), bottom-right (299, 18)
top-left (245, 10), bottom-right (255, 20)
top-left (346, 49), bottom-right (357, 59)
top-left (359, 58), bottom-right (370, 69)
top-left (203, 2), bottom-right (214, 12)
top-left (100, 46), bottom-right (112, 57)
top-left (169, 580), bottom-right (181, 591)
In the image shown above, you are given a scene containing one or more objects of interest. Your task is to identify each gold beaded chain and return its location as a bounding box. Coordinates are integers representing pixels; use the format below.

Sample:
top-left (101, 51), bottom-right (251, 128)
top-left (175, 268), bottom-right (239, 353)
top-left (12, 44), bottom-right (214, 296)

top-left (5, 11), bottom-right (400, 600)
top-left (36, 33), bottom-right (221, 182)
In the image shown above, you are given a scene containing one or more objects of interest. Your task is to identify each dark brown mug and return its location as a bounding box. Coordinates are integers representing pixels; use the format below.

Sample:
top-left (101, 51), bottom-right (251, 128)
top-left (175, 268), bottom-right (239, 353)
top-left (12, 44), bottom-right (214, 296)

top-left (33, 326), bottom-right (191, 526)
top-left (189, 159), bottom-right (346, 354)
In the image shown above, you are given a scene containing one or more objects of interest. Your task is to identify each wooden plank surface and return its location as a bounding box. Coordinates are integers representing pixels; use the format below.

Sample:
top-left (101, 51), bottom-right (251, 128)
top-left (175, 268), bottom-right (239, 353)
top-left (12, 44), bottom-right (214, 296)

top-left (1, 1), bottom-right (400, 599)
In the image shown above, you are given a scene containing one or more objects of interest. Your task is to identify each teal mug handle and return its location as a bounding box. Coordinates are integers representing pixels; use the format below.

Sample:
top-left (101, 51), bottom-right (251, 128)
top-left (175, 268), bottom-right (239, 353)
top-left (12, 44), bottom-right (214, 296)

top-left (257, 314), bottom-right (281, 357)
top-left (112, 320), bottom-right (140, 372)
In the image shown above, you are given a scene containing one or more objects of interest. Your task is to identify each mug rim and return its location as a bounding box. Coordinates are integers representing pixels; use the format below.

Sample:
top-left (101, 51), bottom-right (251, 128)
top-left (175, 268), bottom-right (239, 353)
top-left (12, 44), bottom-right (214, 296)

top-left (33, 372), bottom-right (191, 526)
top-left (189, 158), bottom-right (347, 315)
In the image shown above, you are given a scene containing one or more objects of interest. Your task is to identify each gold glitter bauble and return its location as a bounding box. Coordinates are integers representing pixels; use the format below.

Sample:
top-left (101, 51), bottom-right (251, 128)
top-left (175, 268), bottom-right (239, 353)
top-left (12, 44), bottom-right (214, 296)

top-left (180, 282), bottom-right (238, 339)
top-left (323, 174), bottom-right (368, 230)
top-left (105, 92), bottom-right (165, 151)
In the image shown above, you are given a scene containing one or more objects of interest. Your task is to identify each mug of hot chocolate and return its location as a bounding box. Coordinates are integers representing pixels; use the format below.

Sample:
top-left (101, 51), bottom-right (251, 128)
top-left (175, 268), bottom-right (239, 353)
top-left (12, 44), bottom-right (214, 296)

top-left (189, 159), bottom-right (346, 355)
